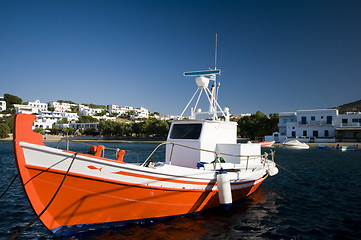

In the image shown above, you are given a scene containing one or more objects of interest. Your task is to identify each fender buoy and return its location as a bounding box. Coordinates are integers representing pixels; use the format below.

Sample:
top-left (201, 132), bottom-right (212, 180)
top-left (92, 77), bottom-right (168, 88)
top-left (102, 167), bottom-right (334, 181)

top-left (217, 168), bottom-right (232, 209)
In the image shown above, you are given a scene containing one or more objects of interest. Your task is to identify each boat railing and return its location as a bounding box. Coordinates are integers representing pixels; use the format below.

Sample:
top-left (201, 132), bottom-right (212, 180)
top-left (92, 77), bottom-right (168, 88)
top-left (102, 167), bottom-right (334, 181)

top-left (55, 138), bottom-right (164, 163)
top-left (55, 138), bottom-right (275, 170)
top-left (141, 142), bottom-right (275, 170)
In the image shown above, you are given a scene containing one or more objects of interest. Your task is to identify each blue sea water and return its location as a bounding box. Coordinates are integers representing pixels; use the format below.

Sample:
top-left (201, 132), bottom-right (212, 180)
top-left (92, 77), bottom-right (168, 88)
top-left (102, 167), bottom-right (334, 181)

top-left (1, 140), bottom-right (361, 239)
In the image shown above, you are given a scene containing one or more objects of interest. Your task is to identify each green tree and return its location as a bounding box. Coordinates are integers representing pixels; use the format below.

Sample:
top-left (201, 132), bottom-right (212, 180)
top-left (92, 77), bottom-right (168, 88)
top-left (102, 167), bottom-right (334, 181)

top-left (58, 118), bottom-right (69, 124)
top-left (4, 93), bottom-right (23, 109)
top-left (78, 115), bottom-right (98, 123)
top-left (0, 123), bottom-right (10, 139)
top-left (83, 127), bottom-right (98, 136)
top-left (63, 127), bottom-right (75, 135)
top-left (1, 116), bottom-right (14, 133)
top-left (34, 127), bottom-right (44, 135)
top-left (237, 111), bottom-right (279, 140)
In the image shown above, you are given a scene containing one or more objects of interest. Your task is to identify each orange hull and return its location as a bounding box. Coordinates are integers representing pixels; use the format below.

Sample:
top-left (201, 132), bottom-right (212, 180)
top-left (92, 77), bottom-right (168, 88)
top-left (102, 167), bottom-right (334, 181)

top-left (13, 114), bottom-right (267, 236)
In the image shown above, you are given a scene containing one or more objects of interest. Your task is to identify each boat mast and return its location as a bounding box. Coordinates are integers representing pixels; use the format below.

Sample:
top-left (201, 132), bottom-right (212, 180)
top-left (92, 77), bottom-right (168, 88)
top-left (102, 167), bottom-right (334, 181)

top-left (178, 34), bottom-right (229, 121)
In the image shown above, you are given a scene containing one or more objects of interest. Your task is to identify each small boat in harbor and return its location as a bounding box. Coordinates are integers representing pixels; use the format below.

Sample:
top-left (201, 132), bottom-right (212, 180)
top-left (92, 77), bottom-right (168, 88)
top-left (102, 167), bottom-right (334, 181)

top-left (335, 144), bottom-right (358, 151)
top-left (282, 140), bottom-right (310, 149)
top-left (247, 141), bottom-right (275, 147)
top-left (12, 68), bottom-right (278, 237)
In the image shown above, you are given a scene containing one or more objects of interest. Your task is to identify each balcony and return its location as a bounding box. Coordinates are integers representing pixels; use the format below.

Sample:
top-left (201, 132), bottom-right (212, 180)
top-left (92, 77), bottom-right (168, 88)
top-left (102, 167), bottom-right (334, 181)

top-left (338, 122), bottom-right (361, 128)
top-left (298, 120), bottom-right (334, 126)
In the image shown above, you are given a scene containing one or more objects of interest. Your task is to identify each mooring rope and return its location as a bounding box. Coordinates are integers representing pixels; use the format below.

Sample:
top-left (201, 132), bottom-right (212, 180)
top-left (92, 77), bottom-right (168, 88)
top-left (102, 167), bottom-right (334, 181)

top-left (7, 153), bottom-right (78, 240)
top-left (0, 173), bottom-right (18, 199)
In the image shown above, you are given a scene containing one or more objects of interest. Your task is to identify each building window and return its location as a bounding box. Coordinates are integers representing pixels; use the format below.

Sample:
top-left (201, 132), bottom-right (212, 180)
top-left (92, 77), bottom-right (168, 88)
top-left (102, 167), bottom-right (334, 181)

top-left (321, 116), bottom-right (324, 119)
top-left (303, 130), bottom-right (307, 137)
top-left (342, 119), bottom-right (348, 124)
top-left (352, 118), bottom-right (358, 123)
top-left (327, 116), bottom-right (332, 124)
top-left (311, 116), bottom-right (315, 121)
top-left (301, 116), bottom-right (306, 124)
top-left (283, 119), bottom-right (287, 123)
top-left (325, 130), bottom-right (329, 137)
top-left (313, 131), bottom-right (318, 137)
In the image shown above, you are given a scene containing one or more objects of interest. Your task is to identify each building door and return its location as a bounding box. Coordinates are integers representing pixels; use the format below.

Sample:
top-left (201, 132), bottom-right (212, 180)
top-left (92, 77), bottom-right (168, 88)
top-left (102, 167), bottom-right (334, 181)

top-left (292, 131), bottom-right (296, 137)
top-left (313, 131), bottom-right (318, 137)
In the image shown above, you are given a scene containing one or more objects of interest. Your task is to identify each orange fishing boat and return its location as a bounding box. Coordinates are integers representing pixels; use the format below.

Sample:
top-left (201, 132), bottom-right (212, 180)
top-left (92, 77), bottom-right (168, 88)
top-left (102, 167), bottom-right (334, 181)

top-left (13, 68), bottom-right (278, 237)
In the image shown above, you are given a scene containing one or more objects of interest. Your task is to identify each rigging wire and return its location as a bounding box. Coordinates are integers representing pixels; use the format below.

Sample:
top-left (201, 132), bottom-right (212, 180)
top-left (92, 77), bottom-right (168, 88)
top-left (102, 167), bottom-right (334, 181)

top-left (0, 173), bottom-right (18, 199)
top-left (7, 153), bottom-right (78, 240)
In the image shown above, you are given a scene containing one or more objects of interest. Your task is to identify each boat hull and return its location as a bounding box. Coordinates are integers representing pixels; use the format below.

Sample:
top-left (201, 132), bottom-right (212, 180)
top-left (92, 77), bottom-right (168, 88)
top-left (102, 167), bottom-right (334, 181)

top-left (13, 114), bottom-right (268, 236)
top-left (24, 166), bottom-right (265, 235)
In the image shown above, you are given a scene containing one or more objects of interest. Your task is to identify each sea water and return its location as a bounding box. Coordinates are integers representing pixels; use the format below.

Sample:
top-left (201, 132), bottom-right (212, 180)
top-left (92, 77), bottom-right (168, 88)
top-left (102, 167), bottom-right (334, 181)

top-left (1, 141), bottom-right (361, 239)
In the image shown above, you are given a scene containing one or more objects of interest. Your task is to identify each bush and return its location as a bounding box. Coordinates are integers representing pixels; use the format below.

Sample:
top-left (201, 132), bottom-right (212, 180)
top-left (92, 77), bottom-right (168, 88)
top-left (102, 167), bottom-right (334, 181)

top-left (0, 123), bottom-right (10, 139)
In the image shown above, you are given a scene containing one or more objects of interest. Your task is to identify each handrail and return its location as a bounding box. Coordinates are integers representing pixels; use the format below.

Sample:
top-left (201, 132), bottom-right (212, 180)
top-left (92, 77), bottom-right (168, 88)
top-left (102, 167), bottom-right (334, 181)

top-left (56, 138), bottom-right (165, 162)
top-left (55, 138), bottom-right (275, 169)
top-left (141, 141), bottom-right (275, 168)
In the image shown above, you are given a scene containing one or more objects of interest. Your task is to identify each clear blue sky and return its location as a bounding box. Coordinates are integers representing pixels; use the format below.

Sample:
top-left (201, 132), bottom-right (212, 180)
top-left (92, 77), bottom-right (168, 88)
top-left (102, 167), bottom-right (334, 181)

top-left (1, 0), bottom-right (360, 116)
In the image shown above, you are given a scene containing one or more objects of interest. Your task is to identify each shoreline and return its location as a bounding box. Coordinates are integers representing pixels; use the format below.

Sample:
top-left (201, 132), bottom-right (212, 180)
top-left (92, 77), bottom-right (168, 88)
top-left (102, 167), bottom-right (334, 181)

top-left (1, 134), bottom-right (360, 148)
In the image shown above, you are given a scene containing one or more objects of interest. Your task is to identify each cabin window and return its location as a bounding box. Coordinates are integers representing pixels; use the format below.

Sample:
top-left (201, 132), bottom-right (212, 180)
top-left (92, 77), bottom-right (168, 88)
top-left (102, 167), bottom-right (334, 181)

top-left (170, 123), bottom-right (202, 139)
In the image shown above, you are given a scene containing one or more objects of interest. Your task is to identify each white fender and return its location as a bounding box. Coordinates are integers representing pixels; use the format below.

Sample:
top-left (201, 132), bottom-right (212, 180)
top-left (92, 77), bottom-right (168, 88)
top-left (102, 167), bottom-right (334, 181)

top-left (217, 169), bottom-right (232, 207)
top-left (267, 166), bottom-right (279, 176)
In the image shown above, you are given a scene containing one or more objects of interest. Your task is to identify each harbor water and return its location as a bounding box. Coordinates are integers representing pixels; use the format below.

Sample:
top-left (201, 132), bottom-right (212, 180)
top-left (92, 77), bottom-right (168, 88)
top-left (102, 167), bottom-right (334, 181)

top-left (1, 141), bottom-right (361, 239)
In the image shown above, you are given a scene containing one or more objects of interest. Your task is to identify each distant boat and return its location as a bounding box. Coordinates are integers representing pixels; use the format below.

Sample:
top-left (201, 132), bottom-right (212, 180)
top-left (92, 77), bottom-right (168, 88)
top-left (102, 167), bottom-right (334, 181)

top-left (282, 140), bottom-right (309, 149)
top-left (247, 141), bottom-right (275, 147)
top-left (335, 144), bottom-right (358, 151)
top-left (316, 146), bottom-right (328, 149)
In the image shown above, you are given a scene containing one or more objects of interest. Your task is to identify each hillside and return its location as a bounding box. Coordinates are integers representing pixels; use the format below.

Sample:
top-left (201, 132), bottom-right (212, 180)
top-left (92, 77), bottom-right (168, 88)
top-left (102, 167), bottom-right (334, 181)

top-left (336, 99), bottom-right (361, 113)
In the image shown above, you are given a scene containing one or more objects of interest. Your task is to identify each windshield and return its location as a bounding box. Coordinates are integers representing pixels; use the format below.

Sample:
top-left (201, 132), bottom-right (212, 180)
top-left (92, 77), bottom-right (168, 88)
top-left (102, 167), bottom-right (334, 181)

top-left (169, 123), bottom-right (202, 140)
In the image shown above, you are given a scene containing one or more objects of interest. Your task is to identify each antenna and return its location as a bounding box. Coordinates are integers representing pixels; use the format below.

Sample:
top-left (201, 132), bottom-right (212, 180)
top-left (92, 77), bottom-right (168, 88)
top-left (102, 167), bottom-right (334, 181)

top-left (214, 33), bottom-right (218, 70)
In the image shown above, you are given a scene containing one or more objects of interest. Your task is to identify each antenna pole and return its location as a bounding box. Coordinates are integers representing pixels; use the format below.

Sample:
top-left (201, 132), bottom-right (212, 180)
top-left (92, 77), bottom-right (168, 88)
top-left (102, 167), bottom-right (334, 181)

top-left (214, 33), bottom-right (218, 70)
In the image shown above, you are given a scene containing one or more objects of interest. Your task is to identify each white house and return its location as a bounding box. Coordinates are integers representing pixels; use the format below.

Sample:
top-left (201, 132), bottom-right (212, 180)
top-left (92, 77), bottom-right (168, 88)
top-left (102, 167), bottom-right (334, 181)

top-left (49, 102), bottom-right (73, 112)
top-left (27, 100), bottom-right (48, 113)
top-left (267, 108), bottom-right (361, 142)
top-left (33, 111), bottom-right (63, 130)
top-left (14, 100), bottom-right (48, 114)
top-left (61, 112), bottom-right (79, 122)
top-left (79, 104), bottom-right (104, 116)
top-left (14, 104), bottom-right (34, 114)
top-left (133, 107), bottom-right (149, 119)
top-left (336, 112), bottom-right (361, 140)
top-left (0, 100), bottom-right (6, 111)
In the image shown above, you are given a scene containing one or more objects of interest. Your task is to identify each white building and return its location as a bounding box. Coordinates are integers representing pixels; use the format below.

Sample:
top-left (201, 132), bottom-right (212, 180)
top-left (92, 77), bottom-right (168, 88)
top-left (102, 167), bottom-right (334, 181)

top-left (336, 112), bottom-right (361, 140)
top-left (0, 100), bottom-right (6, 111)
top-left (61, 112), bottom-right (79, 122)
top-left (267, 108), bottom-right (361, 142)
top-left (49, 102), bottom-right (73, 112)
top-left (69, 122), bottom-right (99, 131)
top-left (134, 107), bottom-right (149, 119)
top-left (79, 104), bottom-right (104, 116)
top-left (27, 100), bottom-right (48, 113)
top-left (14, 104), bottom-right (34, 114)
top-left (33, 111), bottom-right (63, 130)
top-left (108, 105), bottom-right (136, 116)
top-left (14, 100), bottom-right (48, 114)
